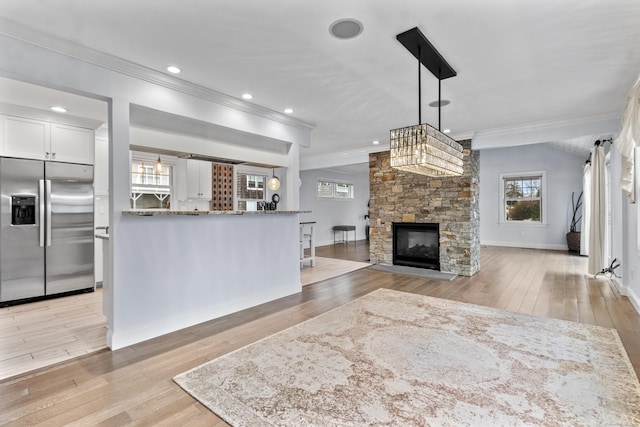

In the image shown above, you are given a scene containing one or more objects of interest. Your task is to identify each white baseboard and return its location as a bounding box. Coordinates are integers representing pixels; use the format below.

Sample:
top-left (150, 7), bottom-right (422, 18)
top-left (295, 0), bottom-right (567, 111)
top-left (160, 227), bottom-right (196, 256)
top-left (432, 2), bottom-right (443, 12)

top-left (480, 240), bottom-right (568, 251)
top-left (623, 281), bottom-right (640, 316)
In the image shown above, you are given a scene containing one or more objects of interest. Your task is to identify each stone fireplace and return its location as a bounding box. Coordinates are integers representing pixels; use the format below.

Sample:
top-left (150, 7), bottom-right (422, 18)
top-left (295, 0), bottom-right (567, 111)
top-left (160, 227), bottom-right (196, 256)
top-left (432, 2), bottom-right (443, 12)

top-left (369, 140), bottom-right (479, 276)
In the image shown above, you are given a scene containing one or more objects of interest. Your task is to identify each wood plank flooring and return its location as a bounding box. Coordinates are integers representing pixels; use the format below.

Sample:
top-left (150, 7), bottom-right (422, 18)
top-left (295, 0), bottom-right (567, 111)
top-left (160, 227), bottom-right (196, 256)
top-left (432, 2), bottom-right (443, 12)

top-left (300, 256), bottom-right (370, 286)
top-left (2, 244), bottom-right (639, 426)
top-left (0, 290), bottom-right (106, 381)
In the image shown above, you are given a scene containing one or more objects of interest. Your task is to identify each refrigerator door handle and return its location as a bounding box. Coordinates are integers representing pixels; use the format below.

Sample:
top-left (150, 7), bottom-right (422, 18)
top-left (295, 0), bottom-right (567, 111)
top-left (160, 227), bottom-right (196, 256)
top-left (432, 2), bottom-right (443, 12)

top-left (45, 180), bottom-right (52, 247)
top-left (39, 179), bottom-right (45, 247)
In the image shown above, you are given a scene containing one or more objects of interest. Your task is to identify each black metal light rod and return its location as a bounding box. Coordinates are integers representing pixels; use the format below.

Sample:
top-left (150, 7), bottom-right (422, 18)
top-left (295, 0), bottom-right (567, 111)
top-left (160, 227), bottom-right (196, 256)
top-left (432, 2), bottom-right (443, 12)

top-left (438, 77), bottom-right (441, 130)
top-left (418, 46), bottom-right (422, 124)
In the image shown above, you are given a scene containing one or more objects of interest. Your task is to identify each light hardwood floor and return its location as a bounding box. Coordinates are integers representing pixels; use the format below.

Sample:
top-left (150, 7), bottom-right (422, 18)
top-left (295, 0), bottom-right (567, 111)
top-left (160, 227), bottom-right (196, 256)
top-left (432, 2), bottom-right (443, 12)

top-left (0, 289), bottom-right (106, 381)
top-left (1, 245), bottom-right (638, 426)
top-left (0, 251), bottom-right (369, 383)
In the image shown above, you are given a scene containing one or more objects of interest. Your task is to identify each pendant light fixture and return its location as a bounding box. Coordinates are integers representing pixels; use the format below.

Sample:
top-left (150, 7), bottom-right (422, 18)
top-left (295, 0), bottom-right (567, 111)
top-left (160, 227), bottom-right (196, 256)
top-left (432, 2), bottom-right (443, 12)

top-left (155, 155), bottom-right (162, 173)
top-left (267, 169), bottom-right (281, 190)
top-left (390, 27), bottom-right (463, 177)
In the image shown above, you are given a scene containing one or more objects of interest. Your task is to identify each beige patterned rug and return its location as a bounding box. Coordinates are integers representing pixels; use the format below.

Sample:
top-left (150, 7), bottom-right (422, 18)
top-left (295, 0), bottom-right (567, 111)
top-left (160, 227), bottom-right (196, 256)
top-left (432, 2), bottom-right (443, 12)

top-left (174, 289), bottom-right (640, 426)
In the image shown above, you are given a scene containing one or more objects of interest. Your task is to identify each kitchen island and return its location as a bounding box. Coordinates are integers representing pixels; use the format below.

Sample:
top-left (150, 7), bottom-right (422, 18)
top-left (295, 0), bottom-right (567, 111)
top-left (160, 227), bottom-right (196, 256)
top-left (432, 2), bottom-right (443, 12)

top-left (107, 209), bottom-right (309, 349)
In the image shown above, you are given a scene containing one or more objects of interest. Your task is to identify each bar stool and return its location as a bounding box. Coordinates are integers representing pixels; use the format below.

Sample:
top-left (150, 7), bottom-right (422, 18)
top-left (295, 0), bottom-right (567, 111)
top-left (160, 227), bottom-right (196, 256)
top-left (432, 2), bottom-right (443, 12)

top-left (300, 221), bottom-right (316, 268)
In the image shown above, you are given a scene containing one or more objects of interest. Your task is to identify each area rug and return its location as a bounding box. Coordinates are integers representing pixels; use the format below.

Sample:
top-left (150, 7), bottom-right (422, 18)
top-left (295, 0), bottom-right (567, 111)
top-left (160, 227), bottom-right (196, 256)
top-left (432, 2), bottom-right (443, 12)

top-left (368, 264), bottom-right (457, 281)
top-left (174, 289), bottom-right (640, 426)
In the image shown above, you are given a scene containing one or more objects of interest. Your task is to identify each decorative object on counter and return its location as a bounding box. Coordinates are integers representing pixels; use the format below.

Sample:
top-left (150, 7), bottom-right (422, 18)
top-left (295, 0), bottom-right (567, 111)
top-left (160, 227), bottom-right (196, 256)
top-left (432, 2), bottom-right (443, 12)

top-left (566, 190), bottom-right (583, 253)
top-left (390, 27), bottom-right (463, 177)
top-left (258, 193), bottom-right (280, 211)
top-left (267, 169), bottom-right (281, 190)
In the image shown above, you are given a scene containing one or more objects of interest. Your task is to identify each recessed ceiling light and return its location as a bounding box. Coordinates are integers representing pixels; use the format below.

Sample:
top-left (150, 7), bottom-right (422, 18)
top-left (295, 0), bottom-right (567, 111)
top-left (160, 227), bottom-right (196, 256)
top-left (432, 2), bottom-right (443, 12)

top-left (242, 93), bottom-right (253, 100)
top-left (167, 66), bottom-right (181, 74)
top-left (284, 108), bottom-right (293, 114)
top-left (443, 129), bottom-right (451, 134)
top-left (50, 106), bottom-right (67, 113)
top-left (329, 19), bottom-right (364, 40)
top-left (428, 99), bottom-right (451, 107)
top-left (372, 140), bottom-right (380, 145)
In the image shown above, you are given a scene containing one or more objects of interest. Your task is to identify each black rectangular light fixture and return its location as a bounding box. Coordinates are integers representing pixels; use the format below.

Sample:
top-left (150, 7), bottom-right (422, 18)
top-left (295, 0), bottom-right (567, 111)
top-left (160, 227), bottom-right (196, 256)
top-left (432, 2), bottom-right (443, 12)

top-left (396, 27), bottom-right (456, 80)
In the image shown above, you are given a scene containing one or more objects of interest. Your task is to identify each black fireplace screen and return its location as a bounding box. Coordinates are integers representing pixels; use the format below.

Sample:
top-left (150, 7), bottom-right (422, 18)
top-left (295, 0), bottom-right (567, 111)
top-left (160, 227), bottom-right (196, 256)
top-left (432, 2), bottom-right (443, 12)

top-left (392, 222), bottom-right (440, 270)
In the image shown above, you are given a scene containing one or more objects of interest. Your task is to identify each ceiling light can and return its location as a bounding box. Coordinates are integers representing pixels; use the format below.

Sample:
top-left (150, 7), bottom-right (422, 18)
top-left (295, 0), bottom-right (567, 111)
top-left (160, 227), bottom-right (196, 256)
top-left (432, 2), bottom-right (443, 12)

top-left (329, 19), bottom-right (363, 40)
top-left (167, 66), bottom-right (181, 74)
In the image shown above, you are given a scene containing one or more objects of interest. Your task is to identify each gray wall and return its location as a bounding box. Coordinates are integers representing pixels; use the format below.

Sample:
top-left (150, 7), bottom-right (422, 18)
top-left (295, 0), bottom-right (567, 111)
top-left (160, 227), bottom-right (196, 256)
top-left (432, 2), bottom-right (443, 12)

top-left (299, 168), bottom-right (369, 247)
top-left (479, 144), bottom-right (585, 250)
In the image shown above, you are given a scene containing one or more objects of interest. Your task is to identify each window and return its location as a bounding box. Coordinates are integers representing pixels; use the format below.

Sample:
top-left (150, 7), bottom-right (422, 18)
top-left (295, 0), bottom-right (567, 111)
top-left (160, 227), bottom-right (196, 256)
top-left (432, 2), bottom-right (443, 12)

top-left (130, 157), bottom-right (173, 210)
top-left (237, 172), bottom-right (266, 210)
top-left (316, 180), bottom-right (354, 199)
top-left (500, 171), bottom-right (546, 224)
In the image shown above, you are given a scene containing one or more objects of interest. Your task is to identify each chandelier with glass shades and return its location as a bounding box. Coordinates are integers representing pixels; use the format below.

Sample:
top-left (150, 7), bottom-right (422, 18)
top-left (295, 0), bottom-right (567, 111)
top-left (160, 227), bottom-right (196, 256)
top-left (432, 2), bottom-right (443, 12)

top-left (390, 27), bottom-right (463, 177)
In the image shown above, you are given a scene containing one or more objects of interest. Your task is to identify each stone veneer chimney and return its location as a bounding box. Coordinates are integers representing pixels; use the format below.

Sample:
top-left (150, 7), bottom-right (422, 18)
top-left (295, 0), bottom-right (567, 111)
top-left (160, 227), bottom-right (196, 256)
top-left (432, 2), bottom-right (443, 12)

top-left (369, 140), bottom-right (480, 276)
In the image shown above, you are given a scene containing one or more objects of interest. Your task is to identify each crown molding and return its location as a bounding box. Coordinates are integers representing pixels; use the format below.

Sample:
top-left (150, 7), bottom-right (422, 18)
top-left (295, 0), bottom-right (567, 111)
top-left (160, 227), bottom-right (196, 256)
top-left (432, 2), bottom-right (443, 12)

top-left (471, 111), bottom-right (620, 150)
top-left (0, 18), bottom-right (315, 131)
top-left (473, 111), bottom-right (620, 140)
top-left (300, 145), bottom-right (388, 171)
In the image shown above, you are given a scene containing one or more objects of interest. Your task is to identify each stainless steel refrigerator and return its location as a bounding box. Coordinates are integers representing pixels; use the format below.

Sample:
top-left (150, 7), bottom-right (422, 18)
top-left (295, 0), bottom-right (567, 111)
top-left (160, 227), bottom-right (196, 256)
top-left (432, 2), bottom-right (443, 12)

top-left (0, 157), bottom-right (94, 304)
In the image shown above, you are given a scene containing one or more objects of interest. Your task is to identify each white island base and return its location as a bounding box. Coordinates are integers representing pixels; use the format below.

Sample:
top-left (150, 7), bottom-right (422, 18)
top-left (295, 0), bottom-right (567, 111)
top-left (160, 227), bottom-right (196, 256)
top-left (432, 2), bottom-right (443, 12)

top-left (106, 210), bottom-right (304, 350)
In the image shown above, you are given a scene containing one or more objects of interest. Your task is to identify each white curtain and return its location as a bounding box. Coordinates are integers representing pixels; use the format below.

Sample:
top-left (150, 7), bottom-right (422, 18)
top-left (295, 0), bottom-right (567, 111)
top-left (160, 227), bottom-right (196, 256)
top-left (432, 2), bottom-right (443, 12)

top-left (580, 161), bottom-right (591, 256)
top-left (588, 146), bottom-right (606, 275)
top-left (614, 75), bottom-right (640, 203)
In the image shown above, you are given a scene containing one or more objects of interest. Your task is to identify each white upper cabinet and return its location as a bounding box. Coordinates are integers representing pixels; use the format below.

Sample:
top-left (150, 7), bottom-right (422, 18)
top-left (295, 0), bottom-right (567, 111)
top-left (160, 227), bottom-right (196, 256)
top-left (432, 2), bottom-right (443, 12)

top-left (0, 115), bottom-right (49, 160)
top-left (50, 123), bottom-right (94, 164)
top-left (186, 159), bottom-right (212, 200)
top-left (0, 114), bottom-right (94, 164)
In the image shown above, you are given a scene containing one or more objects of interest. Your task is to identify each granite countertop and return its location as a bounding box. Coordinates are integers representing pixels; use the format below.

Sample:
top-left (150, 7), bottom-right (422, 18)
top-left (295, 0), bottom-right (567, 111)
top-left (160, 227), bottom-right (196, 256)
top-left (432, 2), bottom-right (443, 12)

top-left (123, 209), bottom-right (311, 216)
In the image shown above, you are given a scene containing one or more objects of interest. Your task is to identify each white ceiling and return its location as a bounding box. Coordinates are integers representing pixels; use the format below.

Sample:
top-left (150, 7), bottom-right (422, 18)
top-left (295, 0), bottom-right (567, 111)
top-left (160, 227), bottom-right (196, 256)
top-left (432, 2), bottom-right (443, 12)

top-left (1, 0), bottom-right (639, 169)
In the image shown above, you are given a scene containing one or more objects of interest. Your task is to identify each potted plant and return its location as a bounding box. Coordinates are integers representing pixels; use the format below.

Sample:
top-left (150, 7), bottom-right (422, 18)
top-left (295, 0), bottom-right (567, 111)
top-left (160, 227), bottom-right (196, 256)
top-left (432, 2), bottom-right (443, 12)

top-left (566, 191), bottom-right (583, 253)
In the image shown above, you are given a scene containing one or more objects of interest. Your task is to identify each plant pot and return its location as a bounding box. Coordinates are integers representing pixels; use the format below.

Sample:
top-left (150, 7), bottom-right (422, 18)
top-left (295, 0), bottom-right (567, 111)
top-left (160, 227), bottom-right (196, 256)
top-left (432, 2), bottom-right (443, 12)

top-left (566, 231), bottom-right (581, 253)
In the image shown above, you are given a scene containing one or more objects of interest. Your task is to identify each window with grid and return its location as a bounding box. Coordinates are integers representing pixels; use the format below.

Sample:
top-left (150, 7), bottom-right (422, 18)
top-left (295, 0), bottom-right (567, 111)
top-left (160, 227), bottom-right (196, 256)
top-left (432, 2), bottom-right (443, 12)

top-left (500, 172), bottom-right (546, 223)
top-left (316, 180), bottom-right (354, 199)
top-left (237, 173), bottom-right (266, 210)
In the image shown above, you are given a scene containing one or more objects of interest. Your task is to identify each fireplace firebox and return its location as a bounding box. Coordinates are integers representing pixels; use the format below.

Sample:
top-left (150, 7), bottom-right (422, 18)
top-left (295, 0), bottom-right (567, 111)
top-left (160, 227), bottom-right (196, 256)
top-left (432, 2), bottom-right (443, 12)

top-left (392, 222), bottom-right (440, 270)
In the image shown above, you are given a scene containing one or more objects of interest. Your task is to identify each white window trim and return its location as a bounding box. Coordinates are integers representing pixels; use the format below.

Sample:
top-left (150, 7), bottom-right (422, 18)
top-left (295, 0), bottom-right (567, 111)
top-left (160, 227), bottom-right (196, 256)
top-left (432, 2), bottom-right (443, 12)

top-left (316, 178), bottom-right (354, 200)
top-left (499, 170), bottom-right (547, 226)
